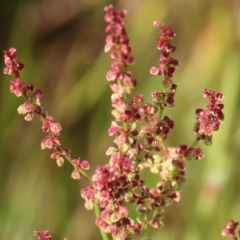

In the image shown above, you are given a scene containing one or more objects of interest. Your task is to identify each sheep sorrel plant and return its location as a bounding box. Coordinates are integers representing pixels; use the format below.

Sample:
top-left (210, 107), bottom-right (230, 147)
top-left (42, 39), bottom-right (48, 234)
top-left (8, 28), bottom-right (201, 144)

top-left (2, 4), bottom-right (237, 240)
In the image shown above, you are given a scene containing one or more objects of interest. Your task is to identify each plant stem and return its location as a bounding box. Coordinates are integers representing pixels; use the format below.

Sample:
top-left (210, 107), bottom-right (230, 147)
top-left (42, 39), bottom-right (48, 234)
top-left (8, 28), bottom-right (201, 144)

top-left (192, 138), bottom-right (199, 147)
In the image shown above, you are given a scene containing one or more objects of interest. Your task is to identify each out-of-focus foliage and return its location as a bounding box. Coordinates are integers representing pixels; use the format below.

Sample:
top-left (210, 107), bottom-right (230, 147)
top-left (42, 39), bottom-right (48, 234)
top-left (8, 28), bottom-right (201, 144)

top-left (0, 0), bottom-right (239, 239)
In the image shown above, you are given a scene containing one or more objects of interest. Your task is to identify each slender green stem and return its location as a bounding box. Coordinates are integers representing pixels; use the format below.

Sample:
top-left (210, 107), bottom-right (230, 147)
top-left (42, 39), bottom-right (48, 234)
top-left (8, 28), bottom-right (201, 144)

top-left (123, 121), bottom-right (128, 131)
top-left (139, 222), bottom-right (148, 240)
top-left (158, 108), bottom-right (163, 122)
top-left (192, 138), bottom-right (199, 147)
top-left (139, 211), bottom-right (153, 240)
top-left (158, 87), bottom-right (166, 122)
top-left (161, 140), bottom-right (166, 151)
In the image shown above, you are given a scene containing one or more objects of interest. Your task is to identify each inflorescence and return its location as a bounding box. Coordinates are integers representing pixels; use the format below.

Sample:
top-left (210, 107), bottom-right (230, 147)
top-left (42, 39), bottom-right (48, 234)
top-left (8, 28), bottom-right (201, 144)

top-left (2, 4), bottom-right (232, 240)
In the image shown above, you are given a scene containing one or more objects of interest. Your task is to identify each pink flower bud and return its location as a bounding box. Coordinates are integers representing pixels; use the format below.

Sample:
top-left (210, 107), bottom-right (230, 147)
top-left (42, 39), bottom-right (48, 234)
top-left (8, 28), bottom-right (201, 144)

top-left (24, 112), bottom-right (34, 121)
top-left (150, 67), bottom-right (160, 75)
top-left (34, 89), bottom-right (43, 98)
top-left (49, 122), bottom-right (62, 135)
top-left (41, 136), bottom-right (54, 149)
top-left (56, 157), bottom-right (64, 167)
top-left (80, 160), bottom-right (90, 170)
top-left (71, 169), bottom-right (81, 180)
top-left (17, 104), bottom-right (27, 115)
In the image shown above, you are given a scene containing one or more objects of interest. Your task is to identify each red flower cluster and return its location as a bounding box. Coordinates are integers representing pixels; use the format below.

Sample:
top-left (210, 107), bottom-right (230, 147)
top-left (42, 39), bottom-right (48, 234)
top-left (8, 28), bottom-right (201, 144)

top-left (222, 220), bottom-right (240, 240)
top-left (34, 230), bottom-right (68, 240)
top-left (149, 21), bottom-right (179, 110)
top-left (104, 4), bottom-right (137, 122)
top-left (104, 5), bottom-right (134, 67)
top-left (194, 89), bottom-right (224, 145)
top-left (85, 4), bottom-right (207, 240)
top-left (150, 21), bottom-right (179, 84)
top-left (3, 47), bottom-right (24, 77)
top-left (3, 48), bottom-right (90, 177)
top-left (34, 230), bottom-right (52, 240)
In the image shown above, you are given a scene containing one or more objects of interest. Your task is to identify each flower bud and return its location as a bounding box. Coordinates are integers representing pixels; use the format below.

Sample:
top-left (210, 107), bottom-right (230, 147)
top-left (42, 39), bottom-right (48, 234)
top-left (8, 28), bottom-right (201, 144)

top-left (56, 157), bottom-right (64, 167)
top-left (17, 103), bottom-right (27, 114)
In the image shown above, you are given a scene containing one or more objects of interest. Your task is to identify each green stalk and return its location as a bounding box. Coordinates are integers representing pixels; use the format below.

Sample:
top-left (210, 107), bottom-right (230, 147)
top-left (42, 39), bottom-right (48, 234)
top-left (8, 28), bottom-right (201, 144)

top-left (192, 138), bottom-right (199, 147)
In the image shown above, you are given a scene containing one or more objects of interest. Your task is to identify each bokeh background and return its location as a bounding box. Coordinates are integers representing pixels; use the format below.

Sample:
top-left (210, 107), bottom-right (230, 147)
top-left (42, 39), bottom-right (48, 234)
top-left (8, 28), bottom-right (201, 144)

top-left (0, 0), bottom-right (240, 239)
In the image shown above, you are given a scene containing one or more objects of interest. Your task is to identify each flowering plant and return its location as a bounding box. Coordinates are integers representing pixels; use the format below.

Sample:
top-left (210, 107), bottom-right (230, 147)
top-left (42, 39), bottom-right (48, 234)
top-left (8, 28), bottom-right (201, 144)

top-left (2, 4), bottom-right (237, 240)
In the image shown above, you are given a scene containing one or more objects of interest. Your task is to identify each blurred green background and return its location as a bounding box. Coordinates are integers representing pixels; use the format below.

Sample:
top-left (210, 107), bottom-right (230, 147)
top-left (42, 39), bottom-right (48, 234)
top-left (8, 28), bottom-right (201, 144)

top-left (0, 0), bottom-right (240, 239)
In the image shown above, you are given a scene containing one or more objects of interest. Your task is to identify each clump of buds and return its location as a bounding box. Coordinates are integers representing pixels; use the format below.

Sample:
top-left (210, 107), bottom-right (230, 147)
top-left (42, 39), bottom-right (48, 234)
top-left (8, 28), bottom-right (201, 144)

top-left (33, 230), bottom-right (52, 240)
top-left (222, 220), bottom-right (240, 240)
